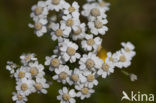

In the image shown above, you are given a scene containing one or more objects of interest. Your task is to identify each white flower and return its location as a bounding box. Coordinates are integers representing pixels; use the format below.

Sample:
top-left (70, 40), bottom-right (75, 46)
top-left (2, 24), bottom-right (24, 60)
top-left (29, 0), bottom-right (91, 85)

top-left (14, 66), bottom-right (31, 81)
top-left (51, 23), bottom-right (70, 42)
top-left (72, 23), bottom-right (86, 41)
top-left (97, 57), bottom-right (115, 78)
top-left (88, 17), bottom-right (108, 35)
top-left (59, 39), bottom-right (80, 63)
top-left (53, 65), bottom-right (72, 84)
top-left (30, 1), bottom-right (48, 20)
top-left (81, 3), bottom-right (107, 20)
top-left (57, 87), bottom-right (76, 103)
top-left (98, 0), bottom-right (110, 12)
top-left (28, 61), bottom-right (45, 78)
top-left (34, 78), bottom-right (49, 94)
top-left (30, 18), bottom-right (48, 37)
top-left (16, 78), bottom-right (35, 96)
top-left (45, 55), bottom-right (64, 71)
top-left (75, 84), bottom-right (94, 100)
top-left (82, 71), bottom-right (98, 88)
top-left (121, 42), bottom-right (136, 57)
top-left (129, 74), bottom-right (137, 82)
top-left (47, 0), bottom-right (65, 11)
top-left (20, 53), bottom-right (37, 65)
top-left (6, 61), bottom-right (17, 74)
top-left (69, 68), bottom-right (87, 86)
top-left (12, 92), bottom-right (27, 103)
top-left (81, 34), bottom-right (102, 51)
top-left (61, 14), bottom-right (80, 33)
top-left (115, 51), bottom-right (132, 68)
top-left (79, 52), bottom-right (100, 72)
top-left (63, 1), bottom-right (80, 18)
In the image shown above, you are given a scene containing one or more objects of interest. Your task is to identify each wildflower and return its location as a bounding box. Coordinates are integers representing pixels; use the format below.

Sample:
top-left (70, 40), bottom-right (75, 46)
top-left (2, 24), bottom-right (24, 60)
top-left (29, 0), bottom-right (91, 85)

top-left (76, 84), bottom-right (94, 100)
top-left (57, 87), bottom-right (76, 103)
top-left (53, 65), bottom-right (72, 84)
top-left (59, 39), bottom-right (81, 63)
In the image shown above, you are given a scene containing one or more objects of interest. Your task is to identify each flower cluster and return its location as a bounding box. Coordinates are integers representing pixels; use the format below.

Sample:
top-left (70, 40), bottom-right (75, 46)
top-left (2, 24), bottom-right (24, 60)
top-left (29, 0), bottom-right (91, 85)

top-left (7, 0), bottom-right (137, 103)
top-left (6, 54), bottom-right (49, 103)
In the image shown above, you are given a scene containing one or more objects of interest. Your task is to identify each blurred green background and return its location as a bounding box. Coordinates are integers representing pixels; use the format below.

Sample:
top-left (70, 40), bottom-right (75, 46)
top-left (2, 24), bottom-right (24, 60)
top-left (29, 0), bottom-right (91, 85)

top-left (0, 0), bottom-right (156, 103)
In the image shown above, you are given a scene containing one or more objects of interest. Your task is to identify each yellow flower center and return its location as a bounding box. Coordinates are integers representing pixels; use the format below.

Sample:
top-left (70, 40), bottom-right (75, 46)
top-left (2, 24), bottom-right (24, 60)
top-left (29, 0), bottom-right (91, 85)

top-left (18, 72), bottom-right (25, 78)
top-left (125, 47), bottom-right (130, 52)
top-left (52, 0), bottom-right (60, 5)
top-left (35, 83), bottom-right (43, 90)
top-left (67, 47), bottom-right (76, 56)
top-left (68, 6), bottom-right (75, 13)
top-left (56, 29), bottom-right (63, 36)
top-left (34, 7), bottom-right (43, 15)
top-left (59, 72), bottom-right (67, 80)
top-left (102, 63), bottom-right (109, 72)
top-left (95, 21), bottom-right (103, 29)
top-left (30, 67), bottom-right (38, 76)
top-left (119, 55), bottom-right (126, 62)
top-left (51, 58), bottom-right (60, 68)
top-left (35, 23), bottom-right (42, 30)
top-left (81, 88), bottom-right (89, 95)
top-left (87, 74), bottom-right (95, 82)
top-left (87, 39), bottom-right (95, 46)
top-left (72, 74), bottom-right (79, 82)
top-left (21, 83), bottom-right (28, 91)
top-left (66, 18), bottom-right (74, 27)
top-left (63, 93), bottom-right (70, 101)
top-left (86, 59), bottom-right (95, 69)
top-left (90, 8), bottom-right (101, 17)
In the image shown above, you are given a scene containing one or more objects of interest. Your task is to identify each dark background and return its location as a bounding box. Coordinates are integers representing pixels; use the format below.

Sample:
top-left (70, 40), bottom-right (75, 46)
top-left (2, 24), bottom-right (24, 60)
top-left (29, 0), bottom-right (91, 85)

top-left (0, 0), bottom-right (156, 103)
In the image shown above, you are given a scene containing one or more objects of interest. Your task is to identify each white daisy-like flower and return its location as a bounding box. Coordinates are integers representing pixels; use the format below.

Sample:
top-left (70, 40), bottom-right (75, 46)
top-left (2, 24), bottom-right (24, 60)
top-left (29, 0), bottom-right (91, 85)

top-left (83, 71), bottom-right (98, 88)
top-left (98, 0), bottom-right (110, 12)
top-left (121, 42), bottom-right (136, 57)
top-left (20, 53), bottom-right (37, 65)
top-left (81, 34), bottom-right (102, 51)
top-left (46, 0), bottom-right (65, 11)
top-left (75, 84), bottom-right (94, 100)
top-left (6, 61), bottom-right (17, 74)
top-left (61, 14), bottom-right (80, 33)
top-left (129, 74), bottom-right (137, 82)
top-left (12, 92), bottom-right (27, 103)
top-left (45, 55), bottom-right (64, 71)
top-left (63, 1), bottom-right (80, 18)
top-left (59, 39), bottom-right (80, 63)
top-left (28, 61), bottom-right (45, 78)
top-left (72, 23), bottom-right (86, 41)
top-left (79, 52), bottom-right (100, 72)
top-left (69, 68), bottom-right (87, 86)
top-left (14, 66), bottom-right (31, 81)
top-left (51, 23), bottom-right (70, 42)
top-left (97, 57), bottom-right (115, 78)
top-left (29, 18), bottom-right (48, 37)
top-left (16, 78), bottom-right (35, 96)
top-left (53, 65), bottom-right (72, 84)
top-left (30, 1), bottom-right (48, 20)
top-left (82, 3), bottom-right (107, 20)
top-left (115, 51), bottom-right (132, 68)
top-left (57, 87), bottom-right (76, 103)
top-left (88, 17), bottom-right (108, 35)
top-left (34, 78), bottom-right (49, 94)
